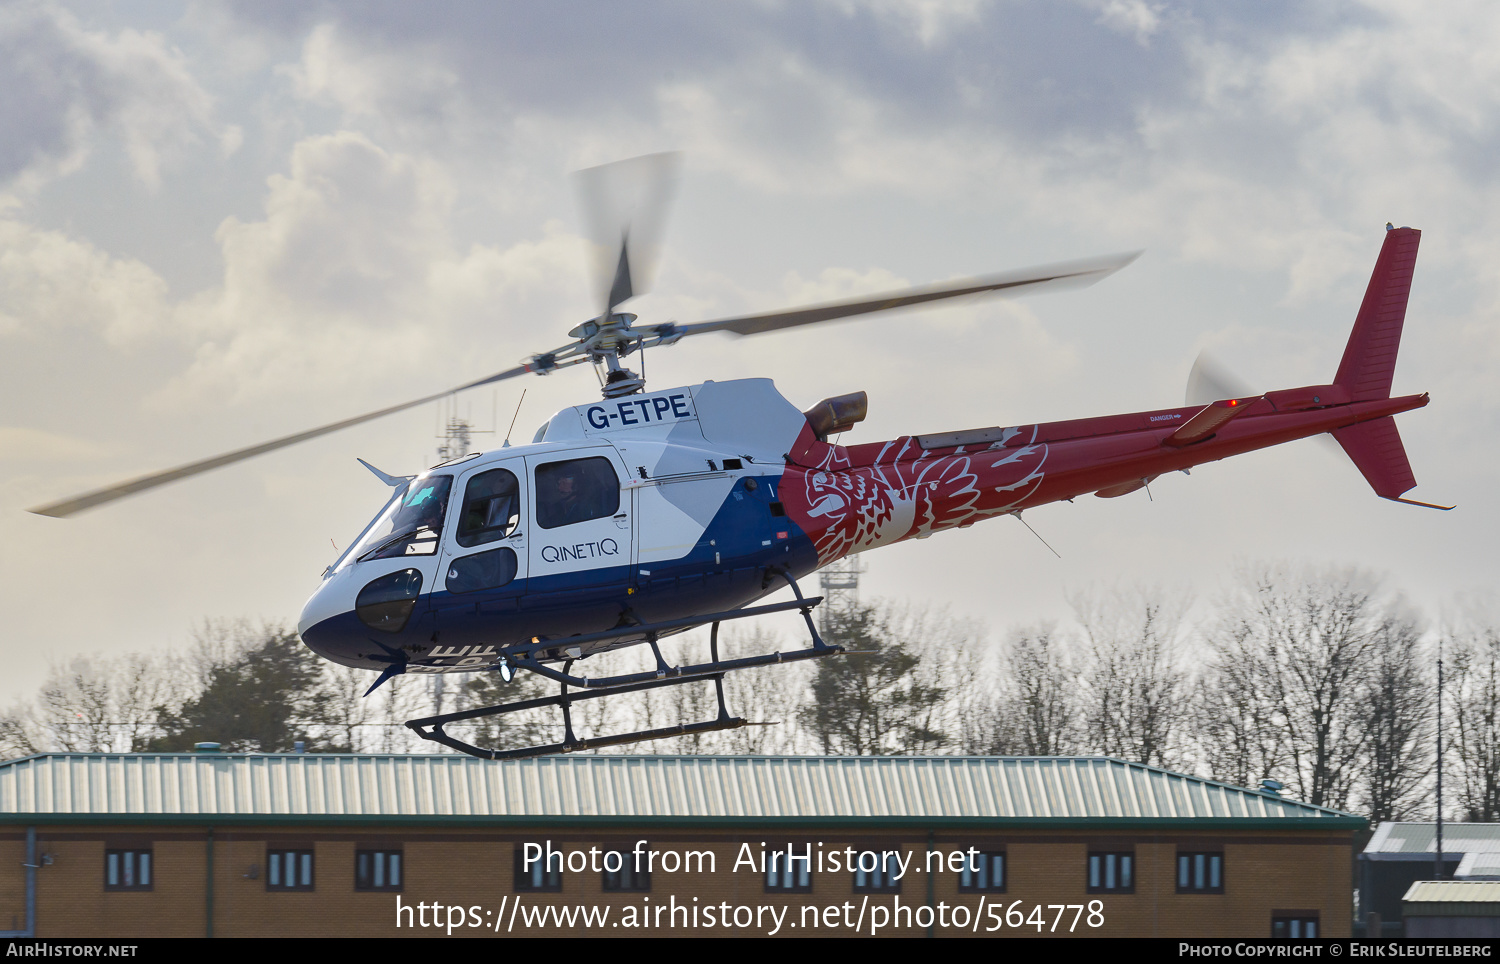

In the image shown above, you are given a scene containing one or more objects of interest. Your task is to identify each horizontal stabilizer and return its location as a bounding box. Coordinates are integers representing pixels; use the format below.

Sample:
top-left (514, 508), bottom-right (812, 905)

top-left (1332, 416), bottom-right (1418, 501)
top-left (1164, 397), bottom-right (1255, 447)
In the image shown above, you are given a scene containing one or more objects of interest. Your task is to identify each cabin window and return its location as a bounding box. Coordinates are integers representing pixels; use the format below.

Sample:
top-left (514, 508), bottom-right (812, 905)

top-left (535, 457), bottom-right (620, 529)
top-left (356, 568), bottom-right (423, 632)
top-left (445, 547), bottom-right (518, 595)
top-left (456, 468), bottom-right (521, 547)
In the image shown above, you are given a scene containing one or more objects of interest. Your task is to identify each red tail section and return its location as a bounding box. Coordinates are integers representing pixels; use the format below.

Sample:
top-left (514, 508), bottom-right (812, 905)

top-left (1332, 417), bottom-right (1416, 499)
top-left (1335, 226), bottom-right (1420, 401)
top-left (1329, 226), bottom-right (1448, 507)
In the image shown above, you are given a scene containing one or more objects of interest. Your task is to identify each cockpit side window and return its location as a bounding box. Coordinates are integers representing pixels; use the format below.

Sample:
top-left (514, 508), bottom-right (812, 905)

top-left (456, 468), bottom-right (521, 548)
top-left (535, 457), bottom-right (620, 530)
top-left (348, 475), bottom-right (453, 563)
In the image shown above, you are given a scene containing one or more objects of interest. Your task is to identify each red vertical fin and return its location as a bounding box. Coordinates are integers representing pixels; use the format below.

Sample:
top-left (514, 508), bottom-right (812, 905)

top-left (1334, 226), bottom-right (1420, 400)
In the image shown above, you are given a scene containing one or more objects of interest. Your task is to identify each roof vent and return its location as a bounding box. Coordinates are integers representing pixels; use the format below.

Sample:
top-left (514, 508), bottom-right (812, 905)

top-left (1259, 779), bottom-right (1283, 796)
top-left (193, 742), bottom-right (223, 753)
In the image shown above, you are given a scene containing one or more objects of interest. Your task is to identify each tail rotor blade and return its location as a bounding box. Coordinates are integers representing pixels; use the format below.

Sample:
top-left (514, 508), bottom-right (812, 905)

top-left (574, 152), bottom-right (681, 314)
top-left (1185, 350), bottom-right (1255, 406)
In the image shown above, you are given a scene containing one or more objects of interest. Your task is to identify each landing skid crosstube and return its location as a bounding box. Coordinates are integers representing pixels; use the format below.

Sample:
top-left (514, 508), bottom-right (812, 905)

top-left (405, 575), bottom-right (843, 759)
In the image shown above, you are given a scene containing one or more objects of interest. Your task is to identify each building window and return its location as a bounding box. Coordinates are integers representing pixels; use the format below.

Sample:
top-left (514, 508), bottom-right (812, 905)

top-left (852, 851), bottom-right (902, 894)
top-left (958, 851), bottom-right (1006, 893)
top-left (602, 849), bottom-right (651, 892)
top-left (514, 845), bottom-right (562, 892)
top-left (356, 850), bottom-right (402, 892)
top-left (105, 850), bottom-right (152, 891)
top-left (765, 845), bottom-right (812, 894)
top-left (1087, 852), bottom-right (1134, 894)
top-left (267, 849), bottom-right (314, 891)
top-left (1177, 852), bottom-right (1224, 893)
top-left (1272, 915), bottom-right (1319, 938)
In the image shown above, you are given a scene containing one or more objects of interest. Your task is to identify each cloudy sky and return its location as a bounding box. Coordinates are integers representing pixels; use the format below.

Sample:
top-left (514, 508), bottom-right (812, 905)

top-left (1, 0), bottom-right (1495, 701)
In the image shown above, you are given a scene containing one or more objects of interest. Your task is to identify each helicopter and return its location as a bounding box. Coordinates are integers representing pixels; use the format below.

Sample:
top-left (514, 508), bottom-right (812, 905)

top-left (28, 154), bottom-right (1443, 759)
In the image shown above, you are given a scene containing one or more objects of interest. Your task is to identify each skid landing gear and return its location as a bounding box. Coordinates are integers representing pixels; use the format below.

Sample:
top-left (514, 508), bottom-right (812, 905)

top-left (405, 572), bottom-right (842, 759)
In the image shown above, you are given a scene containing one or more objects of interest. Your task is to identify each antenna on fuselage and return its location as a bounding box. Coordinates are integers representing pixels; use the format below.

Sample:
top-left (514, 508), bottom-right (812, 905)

top-left (1013, 511), bottom-right (1062, 559)
top-left (503, 390), bottom-right (527, 448)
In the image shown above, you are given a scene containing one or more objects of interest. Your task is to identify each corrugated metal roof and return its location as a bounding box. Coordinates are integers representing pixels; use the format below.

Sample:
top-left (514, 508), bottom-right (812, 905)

top-left (1404, 881), bottom-right (1500, 904)
top-left (1367, 822), bottom-right (1500, 854)
top-left (1457, 852), bottom-right (1500, 879)
top-left (0, 754), bottom-right (1359, 825)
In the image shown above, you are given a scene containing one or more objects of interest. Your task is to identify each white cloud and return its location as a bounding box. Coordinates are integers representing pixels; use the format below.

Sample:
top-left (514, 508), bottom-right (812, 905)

top-left (1088, 0), bottom-right (1164, 46)
top-left (0, 218), bottom-right (170, 342)
top-left (854, 0), bottom-right (987, 48)
top-left (280, 22), bottom-right (461, 131)
top-left (0, 3), bottom-right (219, 190)
top-left (153, 131), bottom-right (586, 409)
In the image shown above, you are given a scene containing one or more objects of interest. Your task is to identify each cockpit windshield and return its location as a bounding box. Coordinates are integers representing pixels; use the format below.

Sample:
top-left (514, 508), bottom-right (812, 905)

top-left (341, 475), bottom-right (453, 568)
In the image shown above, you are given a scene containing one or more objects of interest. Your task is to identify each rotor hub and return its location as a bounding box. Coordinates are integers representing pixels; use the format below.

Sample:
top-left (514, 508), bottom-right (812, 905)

top-left (601, 368), bottom-right (645, 397)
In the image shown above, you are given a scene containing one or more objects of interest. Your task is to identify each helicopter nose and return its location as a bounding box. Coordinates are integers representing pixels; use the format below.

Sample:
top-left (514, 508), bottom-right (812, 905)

top-left (297, 572), bottom-right (371, 667)
top-left (298, 569), bottom-right (355, 640)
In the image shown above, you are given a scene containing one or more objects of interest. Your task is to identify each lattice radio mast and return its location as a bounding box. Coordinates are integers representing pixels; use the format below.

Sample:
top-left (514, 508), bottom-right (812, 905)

top-left (429, 395), bottom-right (497, 720)
top-left (818, 555), bottom-right (865, 635)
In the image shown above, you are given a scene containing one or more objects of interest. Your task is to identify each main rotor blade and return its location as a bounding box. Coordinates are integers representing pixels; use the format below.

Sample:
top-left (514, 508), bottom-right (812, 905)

top-left (666, 252), bottom-right (1140, 338)
top-left (28, 363), bottom-right (532, 518)
top-left (574, 152), bottom-right (681, 314)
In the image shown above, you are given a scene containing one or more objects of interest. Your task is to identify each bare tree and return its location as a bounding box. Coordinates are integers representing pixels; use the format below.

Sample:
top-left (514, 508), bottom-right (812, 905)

top-left (914, 614), bottom-right (989, 756)
top-left (988, 624), bottom-right (1080, 756)
top-left (1357, 614), bottom-right (1432, 822)
top-left (1200, 564), bottom-right (1388, 810)
top-left (370, 675), bottom-right (437, 752)
top-left (1192, 624), bottom-right (1287, 790)
top-left (311, 664), bottom-right (383, 752)
top-left (26, 653), bottom-right (182, 753)
top-left (1073, 586), bottom-right (1191, 767)
top-left (457, 667), bottom-right (558, 752)
top-left (36, 658), bottom-right (115, 751)
top-left (715, 627), bottom-right (814, 754)
top-left (1447, 623), bottom-right (1500, 821)
top-left (0, 704), bottom-right (41, 759)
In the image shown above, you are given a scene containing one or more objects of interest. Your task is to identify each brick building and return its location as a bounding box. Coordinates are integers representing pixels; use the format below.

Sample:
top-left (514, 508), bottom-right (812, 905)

top-left (0, 752), bottom-right (1361, 938)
